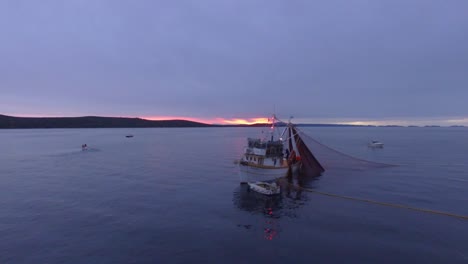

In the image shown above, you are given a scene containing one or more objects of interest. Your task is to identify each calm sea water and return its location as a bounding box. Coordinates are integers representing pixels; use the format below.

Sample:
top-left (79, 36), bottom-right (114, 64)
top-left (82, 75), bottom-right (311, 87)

top-left (0, 127), bottom-right (467, 263)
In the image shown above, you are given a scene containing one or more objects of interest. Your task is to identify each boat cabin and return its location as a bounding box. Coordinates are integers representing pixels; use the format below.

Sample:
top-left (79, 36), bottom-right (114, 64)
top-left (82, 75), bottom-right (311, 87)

top-left (246, 138), bottom-right (284, 157)
top-left (242, 138), bottom-right (287, 167)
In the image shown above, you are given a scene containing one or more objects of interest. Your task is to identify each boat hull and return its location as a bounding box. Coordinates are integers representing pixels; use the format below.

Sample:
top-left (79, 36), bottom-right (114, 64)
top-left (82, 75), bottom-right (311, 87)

top-left (290, 161), bottom-right (301, 174)
top-left (239, 163), bottom-right (297, 183)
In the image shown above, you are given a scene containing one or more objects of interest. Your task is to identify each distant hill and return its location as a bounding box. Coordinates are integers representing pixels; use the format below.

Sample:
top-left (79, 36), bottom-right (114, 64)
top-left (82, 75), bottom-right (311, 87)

top-left (3, 114), bottom-right (461, 129)
top-left (0, 115), bottom-right (212, 129)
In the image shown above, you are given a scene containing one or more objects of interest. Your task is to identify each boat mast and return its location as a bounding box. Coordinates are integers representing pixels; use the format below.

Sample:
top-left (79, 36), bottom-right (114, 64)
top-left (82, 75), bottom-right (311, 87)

top-left (270, 114), bottom-right (276, 142)
top-left (271, 105), bottom-right (276, 142)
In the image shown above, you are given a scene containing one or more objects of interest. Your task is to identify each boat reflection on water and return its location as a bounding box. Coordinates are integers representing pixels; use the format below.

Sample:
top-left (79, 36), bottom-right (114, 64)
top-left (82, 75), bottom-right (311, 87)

top-left (233, 179), bottom-right (309, 217)
top-left (233, 183), bottom-right (283, 217)
top-left (232, 173), bottom-right (314, 240)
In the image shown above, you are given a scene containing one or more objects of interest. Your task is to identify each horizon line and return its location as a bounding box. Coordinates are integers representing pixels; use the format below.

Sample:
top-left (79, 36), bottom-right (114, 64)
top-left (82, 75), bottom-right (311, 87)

top-left (1, 113), bottom-right (467, 127)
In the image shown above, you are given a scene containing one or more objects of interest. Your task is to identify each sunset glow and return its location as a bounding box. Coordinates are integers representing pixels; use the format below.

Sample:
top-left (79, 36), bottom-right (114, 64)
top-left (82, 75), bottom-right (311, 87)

top-left (217, 118), bottom-right (270, 125)
top-left (142, 116), bottom-right (270, 125)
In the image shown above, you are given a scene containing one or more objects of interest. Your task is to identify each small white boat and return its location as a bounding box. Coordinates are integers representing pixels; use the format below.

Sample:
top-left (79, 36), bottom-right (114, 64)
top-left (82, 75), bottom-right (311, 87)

top-left (368, 140), bottom-right (384, 148)
top-left (247, 182), bottom-right (281, 195)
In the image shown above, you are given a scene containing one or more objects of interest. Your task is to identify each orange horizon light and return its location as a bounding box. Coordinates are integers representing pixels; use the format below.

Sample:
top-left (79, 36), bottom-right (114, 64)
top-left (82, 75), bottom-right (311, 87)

top-left (217, 117), bottom-right (269, 125)
top-left (142, 116), bottom-right (269, 125)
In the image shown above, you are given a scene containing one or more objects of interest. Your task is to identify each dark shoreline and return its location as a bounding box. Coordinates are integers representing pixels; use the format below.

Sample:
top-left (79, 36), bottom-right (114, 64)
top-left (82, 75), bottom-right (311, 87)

top-left (0, 115), bottom-right (212, 129)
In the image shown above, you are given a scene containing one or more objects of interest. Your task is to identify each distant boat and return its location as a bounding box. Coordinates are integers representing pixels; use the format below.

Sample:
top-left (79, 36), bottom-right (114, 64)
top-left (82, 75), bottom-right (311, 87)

top-left (248, 182), bottom-right (280, 195)
top-left (368, 140), bottom-right (384, 148)
top-left (125, 135), bottom-right (134, 138)
top-left (81, 144), bottom-right (88, 151)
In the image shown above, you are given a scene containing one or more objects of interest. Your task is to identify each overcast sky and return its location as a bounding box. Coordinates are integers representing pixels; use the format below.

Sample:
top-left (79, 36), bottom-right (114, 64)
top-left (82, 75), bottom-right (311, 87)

top-left (1, 0), bottom-right (467, 125)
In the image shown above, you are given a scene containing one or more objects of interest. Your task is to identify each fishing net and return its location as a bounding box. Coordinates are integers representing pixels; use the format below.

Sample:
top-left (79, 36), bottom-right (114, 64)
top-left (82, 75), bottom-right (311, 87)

top-left (295, 127), bottom-right (396, 171)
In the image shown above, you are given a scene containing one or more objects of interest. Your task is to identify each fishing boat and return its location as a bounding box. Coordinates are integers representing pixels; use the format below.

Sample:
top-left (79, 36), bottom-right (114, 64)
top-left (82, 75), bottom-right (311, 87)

top-left (238, 115), bottom-right (324, 183)
top-left (248, 182), bottom-right (281, 195)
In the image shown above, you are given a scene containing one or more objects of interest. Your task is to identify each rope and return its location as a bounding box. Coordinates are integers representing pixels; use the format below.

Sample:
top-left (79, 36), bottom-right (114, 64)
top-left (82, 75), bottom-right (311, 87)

top-left (288, 182), bottom-right (468, 259)
top-left (282, 180), bottom-right (468, 221)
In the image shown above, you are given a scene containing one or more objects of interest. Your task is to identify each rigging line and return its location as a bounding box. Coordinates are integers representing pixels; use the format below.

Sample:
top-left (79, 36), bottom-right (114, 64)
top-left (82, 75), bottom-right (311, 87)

top-left (282, 180), bottom-right (468, 221)
top-left (280, 132), bottom-right (299, 143)
top-left (280, 126), bottom-right (288, 138)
